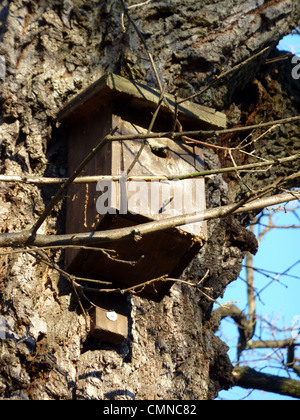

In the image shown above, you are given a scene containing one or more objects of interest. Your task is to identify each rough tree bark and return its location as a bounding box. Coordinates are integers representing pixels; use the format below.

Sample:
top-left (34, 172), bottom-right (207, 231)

top-left (0, 0), bottom-right (299, 400)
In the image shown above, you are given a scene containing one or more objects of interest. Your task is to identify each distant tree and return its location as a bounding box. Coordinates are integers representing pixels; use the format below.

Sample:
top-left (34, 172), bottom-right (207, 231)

top-left (216, 205), bottom-right (300, 399)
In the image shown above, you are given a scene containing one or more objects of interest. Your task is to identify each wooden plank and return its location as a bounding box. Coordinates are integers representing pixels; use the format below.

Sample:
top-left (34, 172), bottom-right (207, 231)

top-left (65, 103), bottom-right (113, 268)
top-left (67, 213), bottom-right (202, 301)
top-left (110, 118), bottom-right (207, 237)
top-left (90, 307), bottom-right (128, 345)
top-left (58, 73), bottom-right (226, 130)
top-left (105, 73), bottom-right (226, 129)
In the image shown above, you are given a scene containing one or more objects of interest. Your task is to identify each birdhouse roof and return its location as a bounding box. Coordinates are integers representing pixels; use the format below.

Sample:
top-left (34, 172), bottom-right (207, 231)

top-left (58, 73), bottom-right (226, 130)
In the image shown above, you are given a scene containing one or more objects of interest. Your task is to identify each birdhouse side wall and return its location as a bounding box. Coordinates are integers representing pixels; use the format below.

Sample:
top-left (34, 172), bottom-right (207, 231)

top-left (65, 104), bottom-right (113, 268)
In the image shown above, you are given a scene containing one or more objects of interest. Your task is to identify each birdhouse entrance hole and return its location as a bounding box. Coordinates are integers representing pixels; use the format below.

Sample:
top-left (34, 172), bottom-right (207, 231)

top-left (58, 73), bottom-right (226, 344)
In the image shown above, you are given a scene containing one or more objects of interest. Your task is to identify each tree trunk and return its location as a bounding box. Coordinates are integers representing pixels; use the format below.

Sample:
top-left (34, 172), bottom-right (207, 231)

top-left (0, 0), bottom-right (299, 400)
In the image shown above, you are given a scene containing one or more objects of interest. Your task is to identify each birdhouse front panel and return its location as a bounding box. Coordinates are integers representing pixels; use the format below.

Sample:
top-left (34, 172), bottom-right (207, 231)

top-left (58, 73), bottom-right (226, 302)
top-left (109, 116), bottom-right (206, 237)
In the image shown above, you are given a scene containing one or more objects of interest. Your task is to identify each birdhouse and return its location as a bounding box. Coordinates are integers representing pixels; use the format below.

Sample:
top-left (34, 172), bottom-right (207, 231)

top-left (58, 73), bottom-right (226, 342)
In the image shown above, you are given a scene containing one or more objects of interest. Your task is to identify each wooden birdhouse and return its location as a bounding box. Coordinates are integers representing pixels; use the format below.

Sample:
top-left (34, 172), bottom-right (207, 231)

top-left (58, 73), bottom-right (226, 343)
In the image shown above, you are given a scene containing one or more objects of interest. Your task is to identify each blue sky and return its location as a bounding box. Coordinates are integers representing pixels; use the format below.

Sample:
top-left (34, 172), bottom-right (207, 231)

top-left (277, 33), bottom-right (300, 56)
top-left (215, 32), bottom-right (300, 401)
top-left (216, 204), bottom-right (300, 400)
top-left (216, 30), bottom-right (300, 399)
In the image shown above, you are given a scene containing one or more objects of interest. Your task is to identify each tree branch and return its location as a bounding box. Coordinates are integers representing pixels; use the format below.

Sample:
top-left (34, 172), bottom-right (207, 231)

top-left (233, 366), bottom-right (300, 399)
top-left (101, 115), bottom-right (300, 142)
top-left (1, 153), bottom-right (299, 184)
top-left (245, 339), bottom-right (298, 350)
top-left (120, 0), bottom-right (163, 91)
top-left (215, 303), bottom-right (255, 359)
top-left (126, 83), bottom-right (167, 175)
top-left (1, 190), bottom-right (299, 249)
top-left (178, 47), bottom-right (270, 104)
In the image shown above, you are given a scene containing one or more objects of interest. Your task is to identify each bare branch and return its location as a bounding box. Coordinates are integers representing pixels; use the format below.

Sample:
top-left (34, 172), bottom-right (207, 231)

top-left (246, 247), bottom-right (256, 342)
top-left (32, 249), bottom-right (113, 287)
top-left (126, 83), bottom-right (167, 175)
top-left (120, 0), bottom-right (162, 91)
top-left (178, 47), bottom-right (270, 104)
top-left (27, 126), bottom-right (119, 241)
top-left (245, 339), bottom-right (298, 350)
top-left (1, 190), bottom-right (299, 249)
top-left (1, 152), bottom-right (299, 184)
top-left (244, 263), bottom-right (300, 282)
top-left (215, 303), bottom-right (255, 359)
top-left (287, 344), bottom-right (300, 378)
top-left (233, 366), bottom-right (300, 399)
top-left (100, 115), bottom-right (300, 142)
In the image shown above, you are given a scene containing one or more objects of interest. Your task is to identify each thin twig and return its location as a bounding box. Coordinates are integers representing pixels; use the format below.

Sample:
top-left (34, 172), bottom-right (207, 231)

top-left (32, 249), bottom-right (113, 286)
top-left (76, 268), bottom-right (220, 306)
top-left (120, 0), bottom-right (183, 132)
top-left (96, 115), bottom-right (300, 143)
top-left (27, 126), bottom-right (119, 241)
top-left (1, 152), bottom-right (299, 184)
top-left (120, 0), bottom-right (162, 91)
top-left (178, 47), bottom-right (270, 104)
top-left (121, 0), bottom-right (152, 31)
top-left (32, 249), bottom-right (88, 317)
top-left (127, 0), bottom-right (152, 9)
top-left (126, 83), bottom-right (167, 174)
